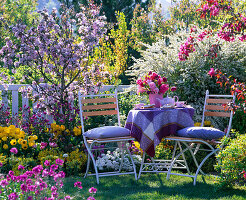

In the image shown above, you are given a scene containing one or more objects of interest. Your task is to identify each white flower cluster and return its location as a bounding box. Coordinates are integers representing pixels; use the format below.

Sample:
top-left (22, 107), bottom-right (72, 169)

top-left (96, 148), bottom-right (142, 172)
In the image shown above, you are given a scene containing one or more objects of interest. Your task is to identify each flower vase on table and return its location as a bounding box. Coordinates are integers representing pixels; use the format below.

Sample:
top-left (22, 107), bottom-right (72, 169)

top-left (136, 71), bottom-right (177, 108)
top-left (149, 93), bottom-right (163, 108)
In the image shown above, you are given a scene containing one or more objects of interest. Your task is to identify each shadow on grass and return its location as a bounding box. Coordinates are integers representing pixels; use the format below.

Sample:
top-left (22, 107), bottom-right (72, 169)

top-left (64, 173), bottom-right (246, 200)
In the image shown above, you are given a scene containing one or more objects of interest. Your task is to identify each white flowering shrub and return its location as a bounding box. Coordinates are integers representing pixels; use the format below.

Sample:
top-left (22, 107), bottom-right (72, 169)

top-left (96, 148), bottom-right (142, 172)
top-left (128, 30), bottom-right (246, 124)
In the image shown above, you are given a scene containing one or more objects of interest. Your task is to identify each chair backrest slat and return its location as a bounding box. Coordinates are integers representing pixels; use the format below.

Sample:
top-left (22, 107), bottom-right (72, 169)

top-left (206, 99), bottom-right (232, 104)
top-left (205, 105), bottom-right (226, 111)
top-left (82, 110), bottom-right (118, 117)
top-left (83, 104), bottom-right (117, 111)
top-left (204, 111), bottom-right (231, 117)
top-left (82, 97), bottom-right (116, 104)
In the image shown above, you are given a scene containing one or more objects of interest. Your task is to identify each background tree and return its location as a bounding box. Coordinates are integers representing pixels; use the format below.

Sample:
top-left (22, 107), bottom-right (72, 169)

top-left (92, 12), bottom-right (130, 85)
top-left (58, 0), bottom-right (151, 23)
top-left (169, 0), bottom-right (199, 30)
top-left (0, 0), bottom-right (39, 84)
top-left (130, 3), bottom-right (156, 51)
top-left (1, 4), bottom-right (108, 127)
top-left (0, 0), bottom-right (38, 47)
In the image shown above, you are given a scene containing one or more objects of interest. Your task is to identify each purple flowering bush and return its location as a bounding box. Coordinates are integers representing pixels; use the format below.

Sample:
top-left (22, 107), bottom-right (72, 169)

top-left (0, 3), bottom-right (112, 159)
top-left (0, 158), bottom-right (97, 200)
top-left (0, 3), bottom-right (109, 127)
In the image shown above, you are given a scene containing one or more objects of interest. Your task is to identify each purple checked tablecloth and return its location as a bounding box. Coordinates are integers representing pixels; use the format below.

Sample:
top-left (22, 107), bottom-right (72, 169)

top-left (125, 107), bottom-right (195, 157)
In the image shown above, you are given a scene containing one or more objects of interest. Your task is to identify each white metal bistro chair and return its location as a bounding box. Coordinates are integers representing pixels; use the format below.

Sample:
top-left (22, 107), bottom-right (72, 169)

top-left (165, 90), bottom-right (235, 185)
top-left (78, 90), bottom-right (137, 184)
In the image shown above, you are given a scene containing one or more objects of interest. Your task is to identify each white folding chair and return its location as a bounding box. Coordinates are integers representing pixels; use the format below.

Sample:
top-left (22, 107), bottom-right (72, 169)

top-left (165, 90), bottom-right (235, 185)
top-left (78, 90), bottom-right (137, 184)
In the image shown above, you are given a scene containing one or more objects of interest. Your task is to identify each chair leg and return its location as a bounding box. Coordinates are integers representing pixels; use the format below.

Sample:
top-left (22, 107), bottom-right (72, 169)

top-left (177, 141), bottom-right (191, 174)
top-left (194, 143), bottom-right (201, 155)
top-left (84, 153), bottom-right (91, 178)
top-left (193, 149), bottom-right (219, 185)
top-left (118, 142), bottom-right (124, 173)
top-left (126, 143), bottom-right (138, 181)
top-left (87, 143), bottom-right (100, 184)
top-left (166, 146), bottom-right (189, 180)
top-left (182, 142), bottom-right (206, 176)
top-left (138, 151), bottom-right (146, 180)
top-left (171, 141), bottom-right (178, 160)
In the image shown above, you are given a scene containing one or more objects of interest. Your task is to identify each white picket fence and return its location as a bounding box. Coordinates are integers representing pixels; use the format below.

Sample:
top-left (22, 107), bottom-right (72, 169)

top-left (0, 84), bottom-right (132, 120)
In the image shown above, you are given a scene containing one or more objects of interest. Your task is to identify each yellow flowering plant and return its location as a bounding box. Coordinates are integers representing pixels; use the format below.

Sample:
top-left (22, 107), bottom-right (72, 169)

top-left (38, 148), bottom-right (63, 164)
top-left (194, 120), bottom-right (213, 127)
top-left (155, 139), bottom-right (174, 160)
top-left (48, 123), bottom-right (83, 153)
top-left (0, 125), bottom-right (39, 157)
top-left (64, 149), bottom-right (87, 176)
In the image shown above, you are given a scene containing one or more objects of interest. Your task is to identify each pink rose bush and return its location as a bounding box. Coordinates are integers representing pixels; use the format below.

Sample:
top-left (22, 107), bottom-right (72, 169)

top-left (178, 0), bottom-right (246, 61)
top-left (136, 71), bottom-right (176, 96)
top-left (0, 159), bottom-right (97, 200)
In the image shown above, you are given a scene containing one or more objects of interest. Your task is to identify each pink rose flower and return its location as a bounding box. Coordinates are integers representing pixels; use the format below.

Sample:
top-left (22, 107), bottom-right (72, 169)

top-left (208, 68), bottom-right (215, 77)
top-left (137, 85), bottom-right (146, 94)
top-left (148, 82), bottom-right (157, 90)
top-left (163, 77), bottom-right (167, 82)
top-left (159, 84), bottom-right (169, 94)
top-left (49, 142), bottom-right (57, 148)
top-left (171, 86), bottom-right (177, 92)
top-left (150, 72), bottom-right (158, 80)
top-left (136, 78), bottom-right (144, 86)
top-left (87, 197), bottom-right (96, 200)
top-left (158, 78), bottom-right (163, 85)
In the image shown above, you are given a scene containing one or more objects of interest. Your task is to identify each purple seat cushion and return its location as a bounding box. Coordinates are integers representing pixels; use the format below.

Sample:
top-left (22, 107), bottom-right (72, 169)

top-left (84, 126), bottom-right (130, 139)
top-left (176, 127), bottom-right (225, 140)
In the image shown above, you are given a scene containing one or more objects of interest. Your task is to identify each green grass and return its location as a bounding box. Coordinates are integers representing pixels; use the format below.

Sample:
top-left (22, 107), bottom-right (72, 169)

top-left (63, 173), bottom-right (246, 200)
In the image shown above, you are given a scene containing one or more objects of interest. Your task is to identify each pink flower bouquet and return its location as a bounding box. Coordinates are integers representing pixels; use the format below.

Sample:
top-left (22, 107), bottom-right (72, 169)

top-left (136, 71), bottom-right (176, 96)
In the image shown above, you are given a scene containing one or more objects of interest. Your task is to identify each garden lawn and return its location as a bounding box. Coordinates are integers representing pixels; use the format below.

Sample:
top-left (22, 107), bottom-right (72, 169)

top-left (63, 173), bottom-right (246, 200)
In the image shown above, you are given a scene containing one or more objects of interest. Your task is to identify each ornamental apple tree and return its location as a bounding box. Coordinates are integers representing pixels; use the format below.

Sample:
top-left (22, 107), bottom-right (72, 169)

top-left (0, 3), bottom-right (108, 126)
